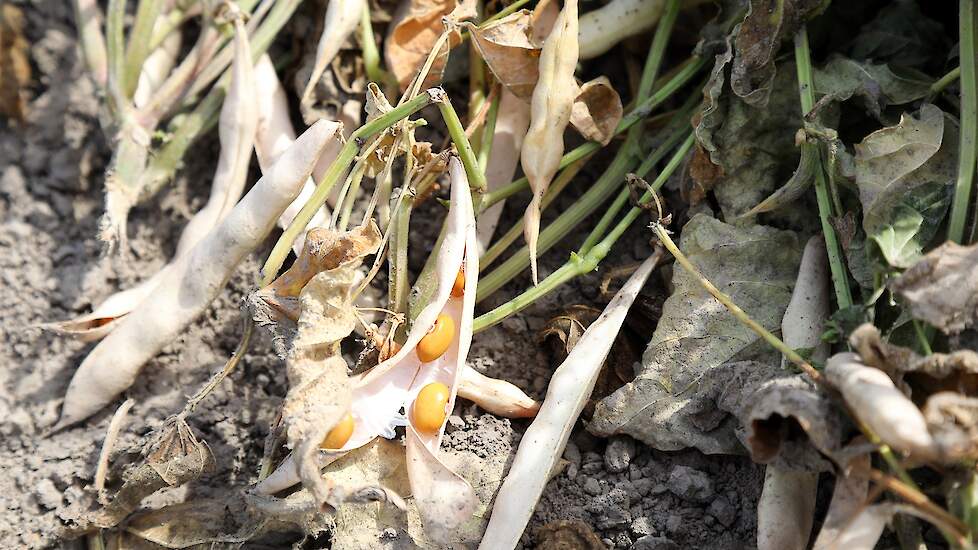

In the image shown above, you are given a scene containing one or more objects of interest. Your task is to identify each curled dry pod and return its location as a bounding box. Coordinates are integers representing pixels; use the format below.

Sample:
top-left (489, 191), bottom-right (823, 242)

top-left (825, 352), bottom-right (936, 460)
top-left (480, 250), bottom-right (663, 549)
top-left (254, 56), bottom-right (339, 251)
top-left (54, 120), bottom-right (344, 430)
top-left (41, 19), bottom-right (257, 342)
top-left (521, 0), bottom-right (578, 284)
top-left (300, 0), bottom-right (366, 107)
top-left (457, 366), bottom-right (539, 418)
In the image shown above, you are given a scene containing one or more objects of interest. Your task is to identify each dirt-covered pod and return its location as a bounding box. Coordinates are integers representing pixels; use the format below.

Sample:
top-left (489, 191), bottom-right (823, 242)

top-left (480, 251), bottom-right (662, 550)
top-left (825, 352), bottom-right (936, 459)
top-left (299, 0), bottom-right (365, 107)
top-left (521, 0), bottom-right (578, 284)
top-left (42, 20), bottom-right (257, 341)
top-left (54, 120), bottom-right (344, 430)
top-left (578, 0), bottom-right (667, 59)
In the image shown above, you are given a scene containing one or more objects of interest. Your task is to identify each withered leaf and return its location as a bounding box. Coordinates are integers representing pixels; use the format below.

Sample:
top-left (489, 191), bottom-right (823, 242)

top-left (891, 241), bottom-right (978, 335)
top-left (591, 215), bottom-right (804, 453)
top-left (467, 11), bottom-right (540, 99)
top-left (385, 0), bottom-right (460, 90)
top-left (731, 0), bottom-right (823, 107)
top-left (813, 56), bottom-right (932, 121)
top-left (570, 77), bottom-right (623, 146)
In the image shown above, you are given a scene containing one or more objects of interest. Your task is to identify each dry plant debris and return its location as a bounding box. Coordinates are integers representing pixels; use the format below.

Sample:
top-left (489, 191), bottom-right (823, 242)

top-left (16, 0), bottom-right (978, 548)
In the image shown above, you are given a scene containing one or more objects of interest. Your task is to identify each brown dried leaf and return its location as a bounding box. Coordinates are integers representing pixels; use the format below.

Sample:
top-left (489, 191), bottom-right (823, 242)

top-left (537, 519), bottom-right (605, 549)
top-left (467, 11), bottom-right (541, 99)
top-left (538, 304), bottom-right (601, 357)
top-left (385, 0), bottom-right (460, 90)
top-left (891, 240), bottom-right (978, 334)
top-left (0, 4), bottom-right (30, 122)
top-left (569, 77), bottom-right (623, 146)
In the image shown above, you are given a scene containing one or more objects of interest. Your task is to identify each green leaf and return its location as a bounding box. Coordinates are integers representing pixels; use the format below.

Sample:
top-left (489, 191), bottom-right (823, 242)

top-left (855, 104), bottom-right (959, 268)
top-left (814, 57), bottom-right (933, 121)
top-left (590, 214), bottom-right (805, 454)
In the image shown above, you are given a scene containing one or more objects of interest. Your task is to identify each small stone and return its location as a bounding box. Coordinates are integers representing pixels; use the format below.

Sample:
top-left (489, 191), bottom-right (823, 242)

top-left (34, 479), bottom-right (62, 510)
top-left (604, 436), bottom-right (636, 473)
top-left (708, 496), bottom-right (737, 527)
top-left (567, 463), bottom-right (579, 480)
top-left (381, 528), bottom-right (398, 539)
top-left (651, 483), bottom-right (668, 495)
top-left (446, 415), bottom-right (465, 430)
top-left (630, 535), bottom-right (679, 550)
top-left (665, 514), bottom-right (683, 535)
top-left (584, 451), bottom-right (603, 463)
top-left (632, 478), bottom-right (654, 497)
top-left (582, 461), bottom-right (604, 474)
top-left (585, 487), bottom-right (632, 530)
top-left (583, 477), bottom-right (602, 496)
top-left (666, 466), bottom-right (714, 503)
top-left (631, 516), bottom-right (655, 537)
top-left (628, 465), bottom-right (643, 481)
top-left (564, 441), bottom-right (582, 467)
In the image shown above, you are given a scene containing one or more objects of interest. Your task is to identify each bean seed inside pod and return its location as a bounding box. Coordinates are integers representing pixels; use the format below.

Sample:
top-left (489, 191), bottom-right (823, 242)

top-left (320, 413), bottom-right (355, 449)
top-left (412, 382), bottom-right (450, 433)
top-left (417, 313), bottom-right (455, 363)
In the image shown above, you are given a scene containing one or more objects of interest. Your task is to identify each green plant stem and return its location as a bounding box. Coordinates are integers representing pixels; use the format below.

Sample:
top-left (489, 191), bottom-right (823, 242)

top-left (953, 0), bottom-right (978, 243)
top-left (105, 0), bottom-right (127, 113)
top-left (931, 66), bottom-right (962, 97)
top-left (123, 0), bottom-right (164, 99)
top-left (579, 127), bottom-right (691, 254)
top-left (360, 1), bottom-right (391, 86)
top-left (480, 155), bottom-right (590, 268)
top-left (337, 165), bottom-right (366, 232)
top-left (478, 94), bottom-right (500, 173)
top-left (390, 197), bottom-right (413, 316)
top-left (473, 134), bottom-right (692, 332)
top-left (913, 320), bottom-right (934, 355)
top-left (437, 96), bottom-right (488, 191)
top-left (794, 27), bottom-right (853, 308)
top-left (149, 6), bottom-right (192, 50)
top-left (73, 0), bottom-right (109, 89)
top-left (261, 92), bottom-right (436, 285)
top-left (481, 0), bottom-right (533, 26)
top-left (478, 56), bottom-right (704, 211)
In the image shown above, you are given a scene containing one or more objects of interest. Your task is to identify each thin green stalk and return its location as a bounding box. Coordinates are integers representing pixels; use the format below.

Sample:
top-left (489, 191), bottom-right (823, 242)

top-left (953, 0), bottom-right (978, 243)
top-left (481, 0), bottom-right (532, 26)
top-left (436, 95), bottom-right (488, 191)
top-left (123, 0), bottom-right (164, 99)
top-left (579, 128), bottom-right (692, 254)
top-left (473, 135), bottom-right (693, 331)
top-left (261, 92), bottom-right (436, 285)
top-left (73, 0), bottom-right (109, 89)
top-left (360, 1), bottom-right (391, 86)
top-left (105, 0), bottom-right (127, 113)
top-left (795, 27), bottom-right (853, 308)
top-left (390, 197), bottom-right (413, 316)
top-left (478, 56), bottom-right (704, 210)
top-left (478, 94), bottom-right (500, 173)
top-left (336, 165), bottom-right (366, 232)
top-left (930, 66), bottom-right (961, 97)
top-left (913, 319), bottom-right (934, 355)
top-left (480, 155), bottom-right (590, 268)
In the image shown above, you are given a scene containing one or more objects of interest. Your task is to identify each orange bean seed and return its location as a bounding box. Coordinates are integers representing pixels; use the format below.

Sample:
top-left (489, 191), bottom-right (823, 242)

top-left (451, 266), bottom-right (465, 297)
top-left (320, 413), bottom-right (355, 449)
top-left (416, 313), bottom-right (455, 363)
top-left (412, 382), bottom-right (450, 433)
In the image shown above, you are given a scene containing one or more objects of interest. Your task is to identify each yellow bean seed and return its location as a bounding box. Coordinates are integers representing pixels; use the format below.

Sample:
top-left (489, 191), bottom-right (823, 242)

top-left (417, 313), bottom-right (455, 363)
top-left (451, 266), bottom-right (465, 297)
top-left (320, 413), bottom-right (355, 449)
top-left (412, 382), bottom-right (450, 433)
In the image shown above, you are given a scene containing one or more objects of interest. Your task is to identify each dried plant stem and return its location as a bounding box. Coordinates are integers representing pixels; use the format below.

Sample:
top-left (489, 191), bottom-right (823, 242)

top-left (181, 319), bottom-right (254, 416)
top-left (261, 91), bottom-right (437, 286)
top-left (649, 219), bottom-right (821, 381)
top-left (94, 398), bottom-right (135, 503)
top-left (478, 56), bottom-right (703, 211)
top-left (794, 26), bottom-right (853, 308)
top-left (860, 467), bottom-right (969, 546)
top-left (953, 0), bottom-right (978, 243)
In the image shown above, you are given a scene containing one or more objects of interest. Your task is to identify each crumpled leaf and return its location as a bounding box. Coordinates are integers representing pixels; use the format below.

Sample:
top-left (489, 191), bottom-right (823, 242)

top-left (467, 10), bottom-right (541, 99)
top-left (124, 497), bottom-right (263, 549)
top-left (537, 520), bottom-right (605, 549)
top-left (848, 0), bottom-right (946, 70)
top-left (855, 103), bottom-right (959, 268)
top-left (730, 0), bottom-right (823, 107)
top-left (0, 4), bottom-right (29, 123)
top-left (385, 0), bottom-right (460, 90)
top-left (923, 392), bottom-right (978, 463)
top-left (590, 215), bottom-right (804, 453)
top-left (813, 56), bottom-right (932, 121)
top-left (697, 64), bottom-right (804, 219)
top-left (891, 241), bottom-right (978, 334)
top-left (283, 224), bottom-right (382, 511)
top-left (570, 77), bottom-right (623, 146)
